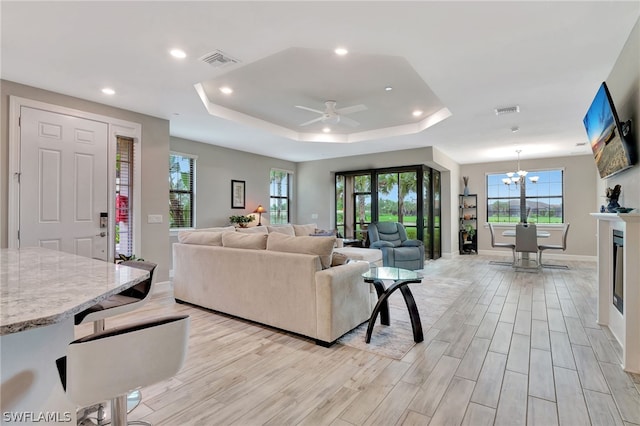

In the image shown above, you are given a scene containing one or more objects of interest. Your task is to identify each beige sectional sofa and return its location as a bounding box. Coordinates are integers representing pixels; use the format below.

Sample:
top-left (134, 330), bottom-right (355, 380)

top-left (172, 224), bottom-right (378, 346)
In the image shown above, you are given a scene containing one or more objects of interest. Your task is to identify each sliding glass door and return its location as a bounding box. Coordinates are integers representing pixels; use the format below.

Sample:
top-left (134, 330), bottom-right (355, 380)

top-left (335, 165), bottom-right (440, 259)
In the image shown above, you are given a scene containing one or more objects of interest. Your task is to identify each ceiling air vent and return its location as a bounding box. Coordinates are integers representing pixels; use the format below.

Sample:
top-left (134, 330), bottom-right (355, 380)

top-left (199, 50), bottom-right (239, 68)
top-left (494, 105), bottom-right (520, 115)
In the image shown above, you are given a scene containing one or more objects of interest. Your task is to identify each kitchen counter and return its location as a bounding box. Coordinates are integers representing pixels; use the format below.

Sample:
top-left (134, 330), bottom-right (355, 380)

top-left (1, 247), bottom-right (150, 424)
top-left (1, 247), bottom-right (149, 335)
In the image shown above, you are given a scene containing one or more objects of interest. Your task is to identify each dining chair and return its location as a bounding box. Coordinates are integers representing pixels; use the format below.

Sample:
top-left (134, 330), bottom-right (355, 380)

top-left (515, 223), bottom-right (539, 269)
top-left (538, 223), bottom-right (570, 268)
top-left (488, 223), bottom-right (516, 265)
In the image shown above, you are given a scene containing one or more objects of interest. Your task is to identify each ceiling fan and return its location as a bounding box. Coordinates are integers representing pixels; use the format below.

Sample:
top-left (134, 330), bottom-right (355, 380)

top-left (295, 100), bottom-right (367, 127)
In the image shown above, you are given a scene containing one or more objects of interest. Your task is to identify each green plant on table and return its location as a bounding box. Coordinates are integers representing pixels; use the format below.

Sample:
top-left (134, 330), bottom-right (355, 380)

top-left (229, 215), bottom-right (255, 227)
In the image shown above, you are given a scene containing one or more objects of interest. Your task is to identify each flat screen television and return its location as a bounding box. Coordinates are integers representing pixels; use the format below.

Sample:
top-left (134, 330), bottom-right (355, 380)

top-left (583, 82), bottom-right (635, 179)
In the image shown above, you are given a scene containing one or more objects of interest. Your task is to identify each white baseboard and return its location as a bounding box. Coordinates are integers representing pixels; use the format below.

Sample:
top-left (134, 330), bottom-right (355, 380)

top-left (477, 249), bottom-right (596, 262)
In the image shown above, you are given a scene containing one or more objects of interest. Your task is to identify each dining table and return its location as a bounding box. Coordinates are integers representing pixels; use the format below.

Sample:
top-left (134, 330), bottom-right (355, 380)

top-left (502, 228), bottom-right (550, 267)
top-left (1, 247), bottom-right (150, 425)
top-left (501, 229), bottom-right (550, 238)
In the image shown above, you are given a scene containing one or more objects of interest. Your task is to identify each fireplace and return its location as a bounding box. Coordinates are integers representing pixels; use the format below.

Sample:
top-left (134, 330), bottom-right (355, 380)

top-left (613, 230), bottom-right (624, 314)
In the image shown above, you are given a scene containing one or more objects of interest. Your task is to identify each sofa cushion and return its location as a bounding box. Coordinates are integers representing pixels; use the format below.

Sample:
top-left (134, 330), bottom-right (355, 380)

top-left (293, 223), bottom-right (318, 237)
top-left (222, 232), bottom-right (268, 250)
top-left (177, 230), bottom-right (226, 246)
top-left (334, 247), bottom-right (383, 266)
top-left (193, 226), bottom-right (236, 233)
top-left (267, 224), bottom-right (296, 236)
top-left (236, 226), bottom-right (268, 234)
top-left (266, 232), bottom-right (335, 269)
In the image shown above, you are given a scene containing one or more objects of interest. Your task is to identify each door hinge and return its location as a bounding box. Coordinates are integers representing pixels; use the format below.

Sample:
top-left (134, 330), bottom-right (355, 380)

top-left (14, 172), bottom-right (21, 183)
top-left (18, 116), bottom-right (21, 127)
top-left (17, 229), bottom-right (20, 240)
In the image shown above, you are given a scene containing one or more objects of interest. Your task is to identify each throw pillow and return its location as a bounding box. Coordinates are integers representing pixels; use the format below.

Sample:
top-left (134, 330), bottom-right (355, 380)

top-left (267, 224), bottom-right (296, 236)
top-left (293, 223), bottom-right (318, 237)
top-left (266, 231), bottom-right (335, 269)
top-left (177, 231), bottom-right (226, 246)
top-left (222, 232), bottom-right (268, 250)
top-left (311, 229), bottom-right (336, 237)
top-left (331, 252), bottom-right (349, 267)
top-left (236, 226), bottom-right (268, 234)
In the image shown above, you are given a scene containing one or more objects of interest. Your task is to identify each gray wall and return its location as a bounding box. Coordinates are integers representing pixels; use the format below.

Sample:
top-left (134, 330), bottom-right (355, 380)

top-left (460, 155), bottom-right (598, 257)
top-left (604, 17), bottom-right (639, 208)
top-left (168, 136), bottom-right (297, 269)
top-left (296, 146), bottom-right (460, 257)
top-left (0, 80), bottom-right (172, 281)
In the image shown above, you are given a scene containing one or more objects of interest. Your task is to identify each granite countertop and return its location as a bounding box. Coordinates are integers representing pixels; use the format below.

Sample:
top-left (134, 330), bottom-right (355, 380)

top-left (0, 248), bottom-right (150, 335)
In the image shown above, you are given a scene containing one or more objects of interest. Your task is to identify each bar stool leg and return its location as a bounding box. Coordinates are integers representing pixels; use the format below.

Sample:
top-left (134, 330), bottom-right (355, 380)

top-left (111, 395), bottom-right (127, 426)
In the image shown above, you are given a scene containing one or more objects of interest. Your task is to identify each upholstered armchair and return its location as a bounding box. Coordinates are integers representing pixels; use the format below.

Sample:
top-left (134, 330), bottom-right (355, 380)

top-left (368, 222), bottom-right (425, 270)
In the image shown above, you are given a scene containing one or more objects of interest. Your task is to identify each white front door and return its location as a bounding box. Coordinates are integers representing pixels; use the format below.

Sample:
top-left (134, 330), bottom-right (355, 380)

top-left (19, 106), bottom-right (109, 260)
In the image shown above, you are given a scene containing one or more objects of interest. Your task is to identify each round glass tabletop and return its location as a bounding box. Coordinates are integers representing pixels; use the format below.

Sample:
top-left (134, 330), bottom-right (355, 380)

top-left (362, 266), bottom-right (422, 281)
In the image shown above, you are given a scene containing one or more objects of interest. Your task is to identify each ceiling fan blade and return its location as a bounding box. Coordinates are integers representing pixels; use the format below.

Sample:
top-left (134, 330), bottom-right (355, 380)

top-left (335, 104), bottom-right (367, 115)
top-left (295, 105), bottom-right (324, 114)
top-left (338, 116), bottom-right (361, 127)
top-left (299, 117), bottom-right (324, 127)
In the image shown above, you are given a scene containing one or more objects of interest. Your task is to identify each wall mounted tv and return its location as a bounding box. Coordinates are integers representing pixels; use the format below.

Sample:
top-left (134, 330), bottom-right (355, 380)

top-left (583, 81), bottom-right (635, 179)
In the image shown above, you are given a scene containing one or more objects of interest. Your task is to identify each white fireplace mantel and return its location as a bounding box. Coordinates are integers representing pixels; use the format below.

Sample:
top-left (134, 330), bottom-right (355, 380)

top-left (590, 212), bottom-right (640, 373)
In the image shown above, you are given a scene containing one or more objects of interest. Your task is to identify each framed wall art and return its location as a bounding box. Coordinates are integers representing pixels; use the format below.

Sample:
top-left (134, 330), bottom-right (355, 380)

top-left (231, 180), bottom-right (245, 209)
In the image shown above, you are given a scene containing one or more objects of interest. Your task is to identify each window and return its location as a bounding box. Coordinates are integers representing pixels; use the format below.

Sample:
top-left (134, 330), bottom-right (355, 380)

top-left (270, 169), bottom-right (292, 224)
top-left (169, 152), bottom-right (196, 228)
top-left (115, 136), bottom-right (134, 257)
top-left (487, 169), bottom-right (564, 223)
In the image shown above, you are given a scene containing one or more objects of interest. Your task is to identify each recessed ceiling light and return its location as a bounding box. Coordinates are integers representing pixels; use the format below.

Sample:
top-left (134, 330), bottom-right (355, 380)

top-left (511, 126), bottom-right (520, 133)
top-left (385, 86), bottom-right (393, 91)
top-left (412, 110), bottom-right (423, 117)
top-left (170, 49), bottom-right (187, 59)
top-left (101, 88), bottom-right (115, 95)
top-left (219, 86), bottom-right (233, 95)
top-left (322, 127), bottom-right (331, 133)
top-left (334, 47), bottom-right (348, 56)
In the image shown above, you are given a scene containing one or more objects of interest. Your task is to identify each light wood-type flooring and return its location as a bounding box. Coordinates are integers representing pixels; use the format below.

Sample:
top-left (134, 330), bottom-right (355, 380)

top-left (77, 255), bottom-right (640, 425)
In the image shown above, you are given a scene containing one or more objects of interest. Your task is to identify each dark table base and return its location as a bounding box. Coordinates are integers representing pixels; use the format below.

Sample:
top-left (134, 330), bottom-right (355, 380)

top-left (365, 278), bottom-right (423, 344)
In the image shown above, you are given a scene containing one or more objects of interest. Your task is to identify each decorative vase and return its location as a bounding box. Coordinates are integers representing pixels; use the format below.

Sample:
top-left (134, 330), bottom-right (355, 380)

top-left (463, 186), bottom-right (469, 196)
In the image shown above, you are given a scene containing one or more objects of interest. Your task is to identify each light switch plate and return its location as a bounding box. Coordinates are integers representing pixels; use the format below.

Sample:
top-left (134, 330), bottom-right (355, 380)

top-left (147, 214), bottom-right (163, 224)
top-left (311, 213), bottom-right (318, 219)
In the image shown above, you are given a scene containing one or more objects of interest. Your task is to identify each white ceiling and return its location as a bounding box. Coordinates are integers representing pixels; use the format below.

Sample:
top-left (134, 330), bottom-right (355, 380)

top-left (2, 1), bottom-right (639, 164)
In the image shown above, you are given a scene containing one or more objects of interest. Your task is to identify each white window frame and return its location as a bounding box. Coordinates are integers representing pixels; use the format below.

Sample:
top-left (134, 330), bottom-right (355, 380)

top-left (169, 151), bottom-right (197, 231)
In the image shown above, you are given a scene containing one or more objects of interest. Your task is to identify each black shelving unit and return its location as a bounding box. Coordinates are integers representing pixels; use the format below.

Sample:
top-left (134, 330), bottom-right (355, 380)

top-left (459, 194), bottom-right (478, 255)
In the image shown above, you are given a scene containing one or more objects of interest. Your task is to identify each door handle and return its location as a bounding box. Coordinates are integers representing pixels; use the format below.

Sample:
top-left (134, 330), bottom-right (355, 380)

top-left (96, 232), bottom-right (107, 237)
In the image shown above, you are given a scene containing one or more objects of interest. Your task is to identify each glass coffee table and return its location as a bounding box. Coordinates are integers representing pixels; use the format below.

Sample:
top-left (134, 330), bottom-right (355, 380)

top-left (361, 266), bottom-right (424, 344)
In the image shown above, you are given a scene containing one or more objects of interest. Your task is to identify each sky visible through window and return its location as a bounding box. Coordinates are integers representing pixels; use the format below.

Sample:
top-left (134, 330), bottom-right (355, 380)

top-left (487, 169), bottom-right (564, 223)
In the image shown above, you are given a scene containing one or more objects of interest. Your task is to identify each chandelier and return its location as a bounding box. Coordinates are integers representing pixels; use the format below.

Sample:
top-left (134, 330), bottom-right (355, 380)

top-left (502, 150), bottom-right (538, 186)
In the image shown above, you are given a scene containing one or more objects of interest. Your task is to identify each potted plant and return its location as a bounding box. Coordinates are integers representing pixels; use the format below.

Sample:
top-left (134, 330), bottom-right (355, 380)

top-left (464, 224), bottom-right (476, 242)
top-left (229, 215), bottom-right (255, 228)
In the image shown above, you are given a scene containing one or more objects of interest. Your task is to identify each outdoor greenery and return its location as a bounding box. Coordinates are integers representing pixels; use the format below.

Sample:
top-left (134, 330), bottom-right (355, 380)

top-left (169, 154), bottom-right (194, 228)
top-left (270, 170), bottom-right (290, 224)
